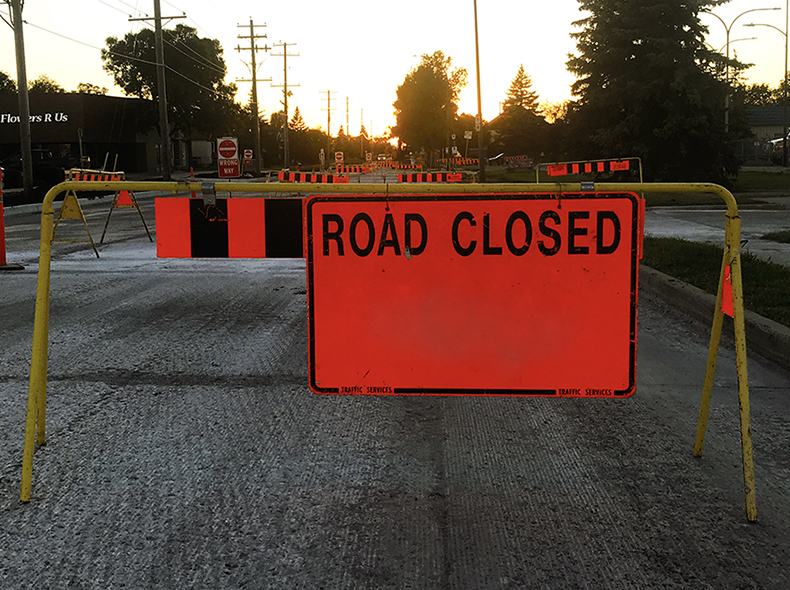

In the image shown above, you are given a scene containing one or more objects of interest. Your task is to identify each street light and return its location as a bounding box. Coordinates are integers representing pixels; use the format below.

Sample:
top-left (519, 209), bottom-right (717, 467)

top-left (702, 7), bottom-right (781, 132)
top-left (746, 8), bottom-right (789, 167)
top-left (473, 0), bottom-right (485, 182)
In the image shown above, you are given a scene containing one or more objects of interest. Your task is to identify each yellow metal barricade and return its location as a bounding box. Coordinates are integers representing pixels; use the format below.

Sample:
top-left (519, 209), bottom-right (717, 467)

top-left (20, 180), bottom-right (755, 522)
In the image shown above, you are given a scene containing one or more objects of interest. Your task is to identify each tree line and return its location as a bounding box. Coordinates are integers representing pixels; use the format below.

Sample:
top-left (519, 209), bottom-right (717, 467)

top-left (1, 1), bottom-right (782, 180)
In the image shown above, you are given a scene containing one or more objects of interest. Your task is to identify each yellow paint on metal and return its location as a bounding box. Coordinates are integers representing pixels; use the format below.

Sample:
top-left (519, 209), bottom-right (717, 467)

top-left (20, 179), bottom-right (755, 521)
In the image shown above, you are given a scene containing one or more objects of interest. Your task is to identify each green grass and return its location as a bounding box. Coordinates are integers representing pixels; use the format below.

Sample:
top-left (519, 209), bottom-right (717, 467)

top-left (643, 236), bottom-right (790, 327)
top-left (762, 230), bottom-right (790, 244)
top-left (730, 171), bottom-right (790, 192)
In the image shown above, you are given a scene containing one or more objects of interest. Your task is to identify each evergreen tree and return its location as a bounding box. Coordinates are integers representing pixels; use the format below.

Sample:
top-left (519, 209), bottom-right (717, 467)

top-left (503, 65), bottom-right (540, 112)
top-left (290, 107), bottom-right (308, 131)
top-left (566, 0), bottom-right (736, 181)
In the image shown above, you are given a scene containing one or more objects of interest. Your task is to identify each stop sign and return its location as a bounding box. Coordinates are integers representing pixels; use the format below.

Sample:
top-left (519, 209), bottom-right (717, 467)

top-left (218, 138), bottom-right (238, 159)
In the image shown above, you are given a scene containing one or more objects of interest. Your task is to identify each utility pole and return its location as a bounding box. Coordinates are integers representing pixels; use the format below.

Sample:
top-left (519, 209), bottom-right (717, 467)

top-left (320, 90), bottom-right (337, 163)
top-left (236, 18), bottom-right (270, 174)
top-left (9, 0), bottom-right (33, 201)
top-left (271, 43), bottom-right (298, 168)
top-left (130, 3), bottom-right (185, 180)
top-left (346, 96), bottom-right (350, 140)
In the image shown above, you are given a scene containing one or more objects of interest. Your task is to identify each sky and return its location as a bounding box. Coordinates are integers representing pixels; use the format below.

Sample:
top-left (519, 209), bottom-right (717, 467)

top-left (0, 0), bottom-right (787, 138)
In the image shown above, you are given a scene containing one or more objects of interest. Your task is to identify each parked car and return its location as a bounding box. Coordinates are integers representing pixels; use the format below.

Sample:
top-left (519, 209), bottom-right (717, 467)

top-left (766, 134), bottom-right (789, 165)
top-left (0, 149), bottom-right (77, 201)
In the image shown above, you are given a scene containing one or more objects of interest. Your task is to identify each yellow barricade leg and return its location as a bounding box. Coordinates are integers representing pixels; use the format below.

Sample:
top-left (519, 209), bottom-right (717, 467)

top-left (20, 200), bottom-right (56, 502)
top-left (694, 220), bottom-right (729, 456)
top-left (728, 217), bottom-right (756, 522)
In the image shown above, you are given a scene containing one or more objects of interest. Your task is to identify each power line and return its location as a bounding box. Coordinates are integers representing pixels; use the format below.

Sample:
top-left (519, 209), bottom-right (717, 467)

top-left (102, 0), bottom-right (149, 17)
top-left (20, 17), bottom-right (229, 98)
top-left (21, 19), bottom-right (159, 67)
top-left (95, 0), bottom-right (135, 17)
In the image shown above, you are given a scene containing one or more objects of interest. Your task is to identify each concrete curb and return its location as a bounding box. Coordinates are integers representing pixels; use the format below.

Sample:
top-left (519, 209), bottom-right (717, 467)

top-left (640, 264), bottom-right (790, 371)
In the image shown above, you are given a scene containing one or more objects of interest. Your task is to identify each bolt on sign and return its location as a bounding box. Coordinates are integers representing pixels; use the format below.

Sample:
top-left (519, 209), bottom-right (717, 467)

top-left (306, 193), bottom-right (644, 397)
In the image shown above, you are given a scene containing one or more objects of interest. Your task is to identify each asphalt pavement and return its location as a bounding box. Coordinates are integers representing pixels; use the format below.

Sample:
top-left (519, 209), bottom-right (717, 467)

top-left (0, 188), bottom-right (789, 588)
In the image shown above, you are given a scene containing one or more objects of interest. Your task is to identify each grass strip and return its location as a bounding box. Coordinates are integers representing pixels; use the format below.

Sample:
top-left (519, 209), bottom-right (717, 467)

top-left (643, 236), bottom-right (790, 328)
top-left (762, 230), bottom-right (790, 244)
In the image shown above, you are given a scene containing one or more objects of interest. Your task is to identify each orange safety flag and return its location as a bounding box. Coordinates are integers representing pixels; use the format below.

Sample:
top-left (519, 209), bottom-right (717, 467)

top-left (721, 265), bottom-right (734, 317)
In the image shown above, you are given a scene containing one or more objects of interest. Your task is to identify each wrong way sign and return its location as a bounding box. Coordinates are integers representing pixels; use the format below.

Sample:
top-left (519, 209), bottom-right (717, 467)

top-left (306, 193), bottom-right (643, 397)
top-left (217, 137), bottom-right (240, 178)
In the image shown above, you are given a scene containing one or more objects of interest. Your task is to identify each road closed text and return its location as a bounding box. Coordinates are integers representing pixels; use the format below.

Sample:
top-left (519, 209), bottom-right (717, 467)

top-left (320, 208), bottom-right (621, 257)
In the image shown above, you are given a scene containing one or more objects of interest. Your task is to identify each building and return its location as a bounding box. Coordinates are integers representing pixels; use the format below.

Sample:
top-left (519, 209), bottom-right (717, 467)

top-left (0, 92), bottom-right (196, 173)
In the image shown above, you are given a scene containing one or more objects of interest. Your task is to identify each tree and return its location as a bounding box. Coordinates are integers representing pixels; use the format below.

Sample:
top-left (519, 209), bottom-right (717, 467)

top-left (490, 106), bottom-right (555, 160)
top-left (76, 82), bottom-right (108, 95)
top-left (28, 74), bottom-right (64, 93)
top-left (566, 0), bottom-right (737, 182)
top-left (0, 70), bottom-right (17, 93)
top-left (290, 107), bottom-right (308, 131)
top-left (102, 24), bottom-right (240, 139)
top-left (503, 65), bottom-right (540, 112)
top-left (392, 51), bottom-right (468, 163)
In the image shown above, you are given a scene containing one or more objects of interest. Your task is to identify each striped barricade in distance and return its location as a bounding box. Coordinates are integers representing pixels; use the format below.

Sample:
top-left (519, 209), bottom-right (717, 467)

top-left (398, 172), bottom-right (464, 183)
top-left (69, 169), bottom-right (125, 183)
top-left (155, 197), bottom-right (304, 259)
top-left (277, 172), bottom-right (349, 183)
top-left (546, 159), bottom-right (632, 177)
top-left (335, 165), bottom-right (371, 174)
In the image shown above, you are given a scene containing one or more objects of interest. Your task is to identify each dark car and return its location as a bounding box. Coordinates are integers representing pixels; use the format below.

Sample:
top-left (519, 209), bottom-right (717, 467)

top-left (0, 149), bottom-right (77, 202)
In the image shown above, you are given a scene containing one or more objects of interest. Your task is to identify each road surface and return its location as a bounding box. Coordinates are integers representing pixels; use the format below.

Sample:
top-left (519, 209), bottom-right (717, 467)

top-left (0, 191), bottom-right (789, 588)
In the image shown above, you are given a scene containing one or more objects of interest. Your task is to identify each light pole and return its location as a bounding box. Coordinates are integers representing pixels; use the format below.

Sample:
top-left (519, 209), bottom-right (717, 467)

top-left (746, 7), bottom-right (789, 167)
top-left (473, 0), bottom-right (485, 182)
top-left (702, 7), bottom-right (781, 132)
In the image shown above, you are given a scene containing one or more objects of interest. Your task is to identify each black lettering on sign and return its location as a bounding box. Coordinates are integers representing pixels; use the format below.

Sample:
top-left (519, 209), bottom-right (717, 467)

top-left (377, 213), bottom-right (401, 255)
top-left (350, 213), bottom-right (375, 257)
top-left (597, 211), bottom-right (621, 254)
top-left (505, 211), bottom-right (532, 256)
top-left (483, 213), bottom-right (502, 255)
top-left (323, 213), bottom-right (344, 256)
top-left (568, 210), bottom-right (590, 255)
top-left (405, 213), bottom-right (428, 256)
top-left (322, 212), bottom-right (429, 257)
top-left (538, 210), bottom-right (561, 256)
top-left (452, 211), bottom-right (477, 256)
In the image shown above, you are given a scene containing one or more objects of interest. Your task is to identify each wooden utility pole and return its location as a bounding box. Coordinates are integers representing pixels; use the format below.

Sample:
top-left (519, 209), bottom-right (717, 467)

top-left (237, 19), bottom-right (270, 174)
top-left (9, 0), bottom-right (33, 200)
top-left (320, 90), bottom-right (337, 163)
top-left (271, 43), bottom-right (298, 168)
top-left (130, 3), bottom-right (185, 180)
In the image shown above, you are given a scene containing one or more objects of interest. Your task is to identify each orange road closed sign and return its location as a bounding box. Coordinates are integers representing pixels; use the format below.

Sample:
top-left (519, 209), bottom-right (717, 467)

top-left (306, 193), bottom-right (644, 397)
